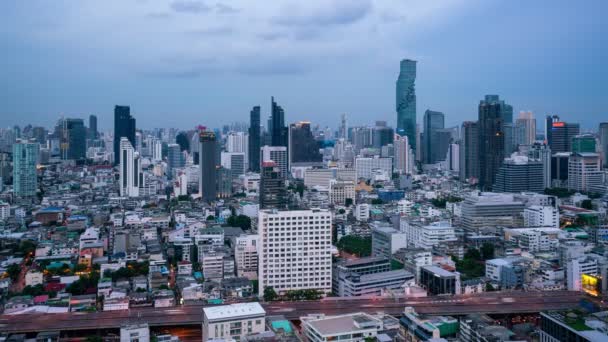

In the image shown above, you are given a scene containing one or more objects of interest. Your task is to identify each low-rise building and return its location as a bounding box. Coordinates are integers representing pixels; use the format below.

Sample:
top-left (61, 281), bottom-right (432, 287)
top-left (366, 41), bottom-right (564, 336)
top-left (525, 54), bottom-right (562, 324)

top-left (202, 303), bottom-right (266, 341)
top-left (302, 313), bottom-right (383, 342)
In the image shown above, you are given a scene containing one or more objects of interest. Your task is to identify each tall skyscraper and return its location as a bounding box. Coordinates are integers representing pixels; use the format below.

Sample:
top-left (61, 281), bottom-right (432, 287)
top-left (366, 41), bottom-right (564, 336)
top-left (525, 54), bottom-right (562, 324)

top-left (478, 95), bottom-right (510, 191)
top-left (167, 143), bottom-right (184, 178)
top-left (396, 59), bottom-right (417, 152)
top-left (393, 134), bottom-right (411, 175)
top-left (119, 137), bottom-right (141, 197)
top-left (199, 130), bottom-right (217, 201)
top-left (259, 161), bottom-right (287, 210)
top-left (270, 97), bottom-right (287, 147)
top-left (546, 116), bottom-right (580, 153)
top-left (600, 122), bottom-right (608, 169)
top-left (88, 114), bottom-right (98, 139)
top-left (339, 113), bottom-right (348, 140)
top-left (516, 111), bottom-right (536, 145)
top-left (260, 145), bottom-right (288, 179)
top-left (248, 106), bottom-right (261, 172)
top-left (288, 121), bottom-right (322, 165)
top-left (572, 134), bottom-right (597, 154)
top-left (423, 110), bottom-right (445, 164)
top-left (460, 121), bottom-right (479, 182)
top-left (221, 152), bottom-right (246, 180)
top-left (528, 143), bottom-right (552, 189)
top-left (258, 208), bottom-right (332, 296)
top-left (114, 105), bottom-right (136, 165)
top-left (493, 155), bottom-right (544, 193)
top-left (57, 118), bottom-right (86, 160)
top-left (372, 121), bottom-right (394, 148)
top-left (12, 139), bottom-right (38, 197)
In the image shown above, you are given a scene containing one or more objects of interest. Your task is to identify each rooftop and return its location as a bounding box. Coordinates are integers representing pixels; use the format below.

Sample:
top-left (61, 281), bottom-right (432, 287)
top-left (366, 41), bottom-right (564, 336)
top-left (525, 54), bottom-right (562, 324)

top-left (203, 302), bottom-right (265, 321)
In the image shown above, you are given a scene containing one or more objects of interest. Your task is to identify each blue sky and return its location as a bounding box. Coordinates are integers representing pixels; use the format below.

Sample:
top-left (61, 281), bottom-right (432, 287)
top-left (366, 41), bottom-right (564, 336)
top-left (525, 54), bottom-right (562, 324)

top-left (0, 0), bottom-right (606, 131)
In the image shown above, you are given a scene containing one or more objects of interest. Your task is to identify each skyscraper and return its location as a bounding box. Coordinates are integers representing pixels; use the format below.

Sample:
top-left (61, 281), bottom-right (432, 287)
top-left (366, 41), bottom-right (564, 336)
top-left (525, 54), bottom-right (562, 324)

top-left (260, 145), bottom-right (288, 179)
top-left (339, 113), bottom-right (348, 140)
top-left (248, 106), bottom-right (261, 172)
top-left (12, 139), bottom-right (38, 197)
top-left (270, 97), bottom-right (287, 147)
top-left (600, 122), bottom-right (608, 168)
top-left (199, 130), bottom-right (217, 201)
top-left (572, 134), bottom-right (597, 154)
top-left (528, 143), bottom-right (552, 189)
top-left (119, 137), bottom-right (141, 197)
top-left (546, 116), bottom-right (580, 153)
top-left (423, 110), bottom-right (445, 164)
top-left (114, 105), bottom-right (136, 165)
top-left (393, 134), bottom-right (411, 175)
top-left (288, 121), bottom-right (322, 165)
top-left (460, 121), bottom-right (479, 182)
top-left (167, 143), bottom-right (184, 178)
top-left (478, 95), bottom-right (510, 191)
top-left (372, 121), bottom-right (394, 148)
top-left (493, 155), bottom-right (544, 193)
top-left (259, 161), bottom-right (287, 210)
top-left (88, 114), bottom-right (98, 140)
top-left (516, 111), bottom-right (536, 145)
top-left (396, 59), bottom-right (417, 152)
top-left (64, 118), bottom-right (86, 160)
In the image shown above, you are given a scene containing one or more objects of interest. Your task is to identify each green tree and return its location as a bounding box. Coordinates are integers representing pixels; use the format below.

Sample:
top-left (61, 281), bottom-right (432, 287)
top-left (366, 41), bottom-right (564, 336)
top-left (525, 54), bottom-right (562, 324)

top-left (206, 215), bottom-right (215, 221)
top-left (18, 240), bottom-right (37, 255)
top-left (337, 236), bottom-right (372, 257)
top-left (338, 208), bottom-right (346, 214)
top-left (371, 198), bottom-right (383, 205)
top-left (581, 199), bottom-right (593, 210)
top-left (227, 215), bottom-right (251, 230)
top-left (345, 198), bottom-right (353, 207)
top-left (6, 263), bottom-right (20, 281)
top-left (263, 287), bottom-right (278, 302)
top-left (480, 243), bottom-right (495, 260)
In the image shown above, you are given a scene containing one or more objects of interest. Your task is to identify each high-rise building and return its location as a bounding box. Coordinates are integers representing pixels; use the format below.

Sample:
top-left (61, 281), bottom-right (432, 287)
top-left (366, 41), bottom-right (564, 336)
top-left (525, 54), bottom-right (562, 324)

top-left (260, 145), bottom-right (288, 178)
top-left (167, 143), bottom-right (184, 178)
top-left (288, 121), bottom-right (322, 165)
top-left (259, 161), bottom-right (287, 210)
top-left (114, 105), bottom-right (136, 165)
top-left (258, 208), bottom-right (333, 296)
top-left (568, 153), bottom-right (603, 193)
top-left (516, 111), bottom-right (536, 145)
top-left (393, 134), bottom-right (411, 175)
top-left (12, 139), bottom-right (38, 197)
top-left (600, 122), bottom-right (608, 169)
top-left (478, 95), bottom-right (510, 191)
top-left (396, 59), bottom-right (417, 152)
top-left (423, 110), bottom-right (445, 164)
top-left (248, 106), bottom-right (261, 172)
top-left (447, 143), bottom-right (459, 172)
top-left (547, 116), bottom-right (580, 153)
top-left (372, 121), bottom-right (394, 149)
top-left (58, 118), bottom-right (86, 160)
top-left (88, 114), bottom-right (98, 140)
top-left (270, 97), bottom-right (287, 147)
top-left (460, 121), bottom-right (479, 182)
top-left (493, 155), bottom-right (544, 193)
top-left (339, 113), bottom-right (348, 140)
top-left (528, 143), bottom-right (552, 189)
top-left (119, 138), bottom-right (142, 197)
top-left (572, 134), bottom-right (597, 153)
top-left (199, 130), bottom-right (217, 201)
top-left (220, 152), bottom-right (245, 180)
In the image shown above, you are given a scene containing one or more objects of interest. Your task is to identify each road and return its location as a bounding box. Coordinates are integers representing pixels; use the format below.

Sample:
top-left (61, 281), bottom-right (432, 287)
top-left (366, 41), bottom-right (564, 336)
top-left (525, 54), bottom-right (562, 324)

top-left (0, 291), bottom-right (586, 334)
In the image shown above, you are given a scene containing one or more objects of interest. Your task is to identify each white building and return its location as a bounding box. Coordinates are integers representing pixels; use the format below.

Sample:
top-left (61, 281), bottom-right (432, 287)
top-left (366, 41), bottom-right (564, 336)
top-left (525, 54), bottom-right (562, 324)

top-left (221, 152), bottom-right (246, 179)
top-left (402, 221), bottom-right (457, 249)
top-left (119, 138), bottom-right (142, 197)
top-left (235, 234), bottom-right (259, 279)
top-left (304, 169), bottom-right (334, 188)
top-left (261, 146), bottom-right (288, 178)
top-left (371, 225), bottom-right (407, 259)
top-left (329, 180), bottom-right (355, 206)
top-left (524, 205), bottom-right (559, 228)
top-left (396, 199), bottom-right (414, 216)
top-left (394, 134), bottom-right (412, 175)
top-left (258, 209), bottom-right (333, 295)
top-left (302, 313), bottom-right (383, 342)
top-left (25, 270), bottom-right (44, 287)
top-left (0, 202), bottom-right (10, 221)
top-left (566, 258), bottom-right (598, 291)
top-left (354, 204), bottom-right (370, 222)
top-left (202, 303), bottom-right (266, 341)
top-left (568, 153), bottom-right (603, 193)
top-left (120, 323), bottom-right (150, 342)
top-left (226, 131), bottom-right (249, 166)
top-left (355, 156), bottom-right (392, 180)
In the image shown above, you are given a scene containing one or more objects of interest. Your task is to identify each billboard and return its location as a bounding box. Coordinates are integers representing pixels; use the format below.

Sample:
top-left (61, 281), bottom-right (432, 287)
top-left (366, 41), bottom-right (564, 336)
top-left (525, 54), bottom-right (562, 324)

top-left (582, 274), bottom-right (601, 297)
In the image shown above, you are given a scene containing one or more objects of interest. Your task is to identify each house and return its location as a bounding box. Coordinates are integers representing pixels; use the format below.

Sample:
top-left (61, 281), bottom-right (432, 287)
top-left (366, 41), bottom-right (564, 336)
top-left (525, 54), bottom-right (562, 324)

top-left (4, 296), bottom-right (33, 314)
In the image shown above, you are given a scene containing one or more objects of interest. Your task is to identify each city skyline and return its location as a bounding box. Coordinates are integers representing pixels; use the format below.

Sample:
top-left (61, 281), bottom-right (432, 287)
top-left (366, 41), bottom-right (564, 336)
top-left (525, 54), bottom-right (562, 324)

top-left (1, 1), bottom-right (607, 130)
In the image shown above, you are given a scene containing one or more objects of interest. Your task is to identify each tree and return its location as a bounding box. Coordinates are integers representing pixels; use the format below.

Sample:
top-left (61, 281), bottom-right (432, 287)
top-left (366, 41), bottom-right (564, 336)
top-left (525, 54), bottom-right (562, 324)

top-left (581, 199), bottom-right (593, 210)
top-left (206, 215), bottom-right (215, 221)
top-left (18, 240), bottom-right (37, 255)
top-left (6, 263), bottom-right (20, 281)
top-left (345, 198), bottom-right (353, 207)
top-left (480, 243), bottom-right (495, 260)
top-left (338, 208), bottom-right (346, 214)
top-left (263, 287), bottom-right (278, 302)
top-left (371, 198), bottom-right (383, 205)
top-left (227, 215), bottom-right (251, 230)
top-left (337, 236), bottom-right (372, 257)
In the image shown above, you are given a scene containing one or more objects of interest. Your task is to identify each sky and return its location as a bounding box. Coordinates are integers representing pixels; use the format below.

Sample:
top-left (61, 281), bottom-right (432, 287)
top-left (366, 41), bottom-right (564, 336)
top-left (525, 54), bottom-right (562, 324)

top-left (0, 0), bottom-right (606, 131)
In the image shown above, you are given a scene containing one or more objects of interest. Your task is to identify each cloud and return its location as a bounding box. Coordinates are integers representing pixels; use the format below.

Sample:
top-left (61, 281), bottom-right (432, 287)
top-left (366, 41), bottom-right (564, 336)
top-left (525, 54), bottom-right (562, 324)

top-left (272, 0), bottom-right (372, 27)
top-left (215, 3), bottom-right (239, 14)
top-left (170, 0), bottom-right (211, 13)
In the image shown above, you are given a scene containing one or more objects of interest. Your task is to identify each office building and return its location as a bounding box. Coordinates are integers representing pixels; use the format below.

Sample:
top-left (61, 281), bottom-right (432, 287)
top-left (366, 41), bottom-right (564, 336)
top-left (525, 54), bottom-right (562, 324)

top-left (372, 121), bottom-right (394, 148)
top-left (259, 161), bottom-right (287, 210)
top-left (234, 234), bottom-right (259, 279)
top-left (540, 310), bottom-right (608, 342)
top-left (478, 95), bottom-right (511, 191)
top-left (493, 154), bottom-right (544, 193)
top-left (568, 152), bottom-right (603, 193)
top-left (396, 59), bottom-right (417, 152)
top-left (460, 192), bottom-right (525, 231)
top-left (270, 97), bottom-right (288, 148)
top-left (221, 152), bottom-right (246, 180)
top-left (199, 130), bottom-right (217, 201)
top-left (113, 105), bottom-right (136, 165)
top-left (258, 209), bottom-right (332, 296)
top-left (249, 106), bottom-right (261, 172)
top-left (226, 131), bottom-right (248, 165)
top-left (393, 134), bottom-right (412, 175)
top-left (167, 143), bottom-right (184, 177)
top-left (403, 221), bottom-right (457, 249)
top-left (371, 225), bottom-right (407, 259)
top-left (288, 121), bottom-right (322, 165)
top-left (528, 143), bottom-right (552, 189)
top-left (260, 145), bottom-right (288, 178)
top-left (447, 143), bottom-right (460, 172)
top-left (88, 114), bottom-right (98, 140)
top-left (119, 138), bottom-right (142, 197)
top-left (339, 113), bottom-right (348, 139)
top-left (58, 118), bottom-right (86, 160)
top-left (302, 313), bottom-right (383, 342)
top-left (355, 156), bottom-right (392, 180)
top-left (328, 179), bottom-right (355, 206)
top-left (12, 139), bottom-right (38, 197)
top-left (423, 110), bottom-right (445, 164)
top-left (572, 134), bottom-right (597, 153)
top-left (332, 257), bottom-right (391, 294)
top-left (202, 303), bottom-right (266, 341)
top-left (524, 205), bottom-right (559, 228)
top-left (551, 152), bottom-right (571, 187)
top-left (419, 265), bottom-right (461, 295)
top-left (399, 307), bottom-right (459, 341)
top-left (547, 116), bottom-right (580, 153)
top-left (516, 111), bottom-right (536, 145)
top-left (600, 122), bottom-right (608, 168)
top-left (460, 121), bottom-right (479, 182)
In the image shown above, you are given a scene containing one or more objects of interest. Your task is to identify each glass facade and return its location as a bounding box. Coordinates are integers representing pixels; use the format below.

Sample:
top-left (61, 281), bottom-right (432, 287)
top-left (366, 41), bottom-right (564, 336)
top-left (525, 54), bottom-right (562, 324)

top-left (396, 59), bottom-right (417, 151)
